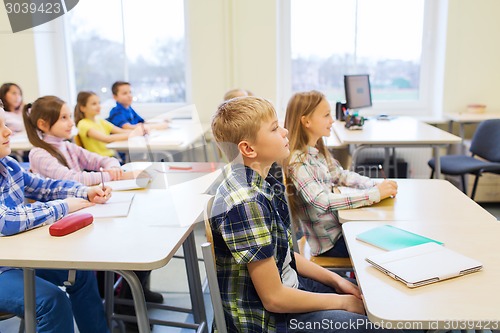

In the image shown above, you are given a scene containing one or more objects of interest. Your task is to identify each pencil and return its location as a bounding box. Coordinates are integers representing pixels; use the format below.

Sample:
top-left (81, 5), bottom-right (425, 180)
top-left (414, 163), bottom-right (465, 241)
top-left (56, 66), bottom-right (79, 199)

top-left (99, 167), bottom-right (105, 190)
top-left (378, 164), bottom-right (387, 179)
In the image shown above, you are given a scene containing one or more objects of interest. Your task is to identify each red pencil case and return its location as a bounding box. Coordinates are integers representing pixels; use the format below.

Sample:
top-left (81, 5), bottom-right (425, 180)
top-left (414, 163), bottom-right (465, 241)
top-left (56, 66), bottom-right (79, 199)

top-left (49, 213), bottom-right (94, 237)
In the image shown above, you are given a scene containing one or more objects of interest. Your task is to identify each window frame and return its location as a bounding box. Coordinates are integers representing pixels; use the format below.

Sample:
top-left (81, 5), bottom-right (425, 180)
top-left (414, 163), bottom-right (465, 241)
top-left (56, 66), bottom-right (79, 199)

top-left (277, 0), bottom-right (448, 120)
top-left (33, 0), bottom-right (191, 118)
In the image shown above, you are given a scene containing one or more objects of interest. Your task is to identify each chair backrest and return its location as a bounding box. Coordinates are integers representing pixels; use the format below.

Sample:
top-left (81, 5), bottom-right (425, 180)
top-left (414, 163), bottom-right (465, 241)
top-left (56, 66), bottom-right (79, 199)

top-left (73, 134), bottom-right (84, 148)
top-left (470, 119), bottom-right (500, 162)
top-left (202, 196), bottom-right (228, 333)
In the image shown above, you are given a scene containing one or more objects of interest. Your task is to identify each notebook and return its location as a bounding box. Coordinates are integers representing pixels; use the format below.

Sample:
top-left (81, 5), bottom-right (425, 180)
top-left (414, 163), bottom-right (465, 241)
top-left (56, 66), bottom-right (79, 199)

top-left (365, 242), bottom-right (483, 288)
top-left (356, 225), bottom-right (443, 251)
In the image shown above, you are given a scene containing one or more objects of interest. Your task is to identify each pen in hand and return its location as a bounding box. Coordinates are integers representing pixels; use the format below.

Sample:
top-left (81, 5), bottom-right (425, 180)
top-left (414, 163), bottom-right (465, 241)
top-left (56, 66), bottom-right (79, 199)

top-left (378, 164), bottom-right (395, 198)
top-left (99, 167), bottom-right (107, 198)
top-left (378, 164), bottom-right (387, 179)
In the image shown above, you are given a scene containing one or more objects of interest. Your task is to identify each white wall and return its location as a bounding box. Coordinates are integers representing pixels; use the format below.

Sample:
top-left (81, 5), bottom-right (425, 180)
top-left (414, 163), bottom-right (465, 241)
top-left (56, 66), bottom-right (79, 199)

top-left (0, 10), bottom-right (39, 104)
top-left (442, 0), bottom-right (500, 114)
top-left (1, 0), bottom-right (499, 121)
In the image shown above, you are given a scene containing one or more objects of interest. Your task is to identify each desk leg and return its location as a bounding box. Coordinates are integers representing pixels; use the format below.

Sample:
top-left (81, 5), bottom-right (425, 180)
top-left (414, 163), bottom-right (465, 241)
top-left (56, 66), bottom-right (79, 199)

top-left (23, 268), bottom-right (36, 333)
top-left (116, 270), bottom-right (150, 333)
top-left (459, 123), bottom-right (466, 155)
top-left (433, 146), bottom-right (441, 179)
top-left (183, 232), bottom-right (208, 333)
top-left (383, 148), bottom-right (390, 177)
top-left (104, 271), bottom-right (115, 329)
top-left (392, 148), bottom-right (398, 178)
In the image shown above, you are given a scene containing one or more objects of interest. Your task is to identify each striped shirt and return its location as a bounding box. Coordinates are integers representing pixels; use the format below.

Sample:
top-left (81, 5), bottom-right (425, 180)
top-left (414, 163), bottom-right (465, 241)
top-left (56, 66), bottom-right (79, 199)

top-left (210, 163), bottom-right (295, 333)
top-left (287, 147), bottom-right (380, 256)
top-left (0, 156), bottom-right (88, 273)
top-left (29, 134), bottom-right (121, 186)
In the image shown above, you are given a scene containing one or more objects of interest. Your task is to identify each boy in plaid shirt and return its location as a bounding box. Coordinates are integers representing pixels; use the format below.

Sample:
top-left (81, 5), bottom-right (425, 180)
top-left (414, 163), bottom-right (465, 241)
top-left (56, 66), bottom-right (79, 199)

top-left (210, 96), bottom-right (399, 332)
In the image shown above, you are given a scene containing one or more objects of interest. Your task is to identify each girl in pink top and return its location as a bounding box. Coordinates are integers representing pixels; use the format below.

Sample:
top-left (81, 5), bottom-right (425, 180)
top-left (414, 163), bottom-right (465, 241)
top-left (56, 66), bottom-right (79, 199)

top-left (23, 96), bottom-right (136, 185)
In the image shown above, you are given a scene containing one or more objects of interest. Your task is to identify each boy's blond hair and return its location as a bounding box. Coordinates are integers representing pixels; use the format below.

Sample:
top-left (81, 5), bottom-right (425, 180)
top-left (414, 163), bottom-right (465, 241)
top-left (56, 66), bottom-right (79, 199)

top-left (211, 96), bottom-right (276, 161)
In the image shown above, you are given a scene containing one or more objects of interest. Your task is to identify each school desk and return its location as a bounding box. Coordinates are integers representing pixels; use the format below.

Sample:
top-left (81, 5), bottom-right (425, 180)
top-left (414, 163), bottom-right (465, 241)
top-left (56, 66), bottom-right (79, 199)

top-left (342, 220), bottom-right (500, 329)
top-left (106, 119), bottom-right (209, 162)
top-left (0, 162), bottom-right (223, 333)
top-left (331, 117), bottom-right (461, 179)
top-left (338, 179), bottom-right (497, 223)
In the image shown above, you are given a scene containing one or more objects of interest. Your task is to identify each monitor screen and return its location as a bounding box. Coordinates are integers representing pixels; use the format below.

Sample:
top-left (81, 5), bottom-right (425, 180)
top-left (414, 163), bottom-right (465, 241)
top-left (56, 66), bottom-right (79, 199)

top-left (344, 74), bottom-right (372, 110)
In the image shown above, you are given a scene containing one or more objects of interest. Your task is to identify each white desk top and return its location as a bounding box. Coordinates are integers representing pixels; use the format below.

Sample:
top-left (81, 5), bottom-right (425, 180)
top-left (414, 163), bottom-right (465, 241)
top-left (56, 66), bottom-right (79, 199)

top-left (445, 112), bottom-right (500, 123)
top-left (338, 179), bottom-right (497, 223)
top-left (332, 117), bottom-right (461, 145)
top-left (107, 120), bottom-right (206, 152)
top-left (343, 220), bottom-right (500, 328)
top-left (0, 163), bottom-right (222, 271)
top-left (0, 189), bottom-right (195, 270)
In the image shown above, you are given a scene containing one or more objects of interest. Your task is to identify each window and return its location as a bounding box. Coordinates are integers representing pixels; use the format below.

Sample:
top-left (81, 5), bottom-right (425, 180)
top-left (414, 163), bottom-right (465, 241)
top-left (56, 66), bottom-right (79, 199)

top-left (65, 0), bottom-right (186, 104)
top-left (286, 0), bottom-right (444, 115)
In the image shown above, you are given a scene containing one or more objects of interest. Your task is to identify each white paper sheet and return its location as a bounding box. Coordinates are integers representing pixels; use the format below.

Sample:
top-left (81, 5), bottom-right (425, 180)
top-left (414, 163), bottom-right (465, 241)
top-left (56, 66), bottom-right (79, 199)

top-left (79, 192), bottom-right (135, 218)
top-left (105, 178), bottom-right (151, 191)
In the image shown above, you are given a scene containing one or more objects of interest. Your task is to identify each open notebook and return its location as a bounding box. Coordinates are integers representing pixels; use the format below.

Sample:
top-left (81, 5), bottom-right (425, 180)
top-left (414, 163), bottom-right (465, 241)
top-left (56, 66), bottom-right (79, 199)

top-left (366, 242), bottom-right (483, 288)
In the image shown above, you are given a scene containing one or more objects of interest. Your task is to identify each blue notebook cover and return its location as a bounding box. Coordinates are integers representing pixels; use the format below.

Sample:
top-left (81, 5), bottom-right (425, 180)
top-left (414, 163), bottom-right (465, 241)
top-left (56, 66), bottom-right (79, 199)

top-left (356, 225), bottom-right (443, 251)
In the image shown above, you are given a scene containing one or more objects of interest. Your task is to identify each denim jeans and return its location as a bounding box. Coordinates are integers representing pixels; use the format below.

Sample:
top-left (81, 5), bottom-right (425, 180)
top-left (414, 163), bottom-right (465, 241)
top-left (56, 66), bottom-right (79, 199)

top-left (0, 269), bottom-right (109, 333)
top-left (287, 276), bottom-right (402, 333)
top-left (318, 235), bottom-right (350, 258)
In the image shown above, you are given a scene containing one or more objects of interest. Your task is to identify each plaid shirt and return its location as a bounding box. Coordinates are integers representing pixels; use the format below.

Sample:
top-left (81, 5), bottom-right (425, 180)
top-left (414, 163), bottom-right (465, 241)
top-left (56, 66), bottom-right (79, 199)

top-left (288, 147), bottom-right (380, 256)
top-left (210, 163), bottom-right (295, 333)
top-left (0, 156), bottom-right (88, 273)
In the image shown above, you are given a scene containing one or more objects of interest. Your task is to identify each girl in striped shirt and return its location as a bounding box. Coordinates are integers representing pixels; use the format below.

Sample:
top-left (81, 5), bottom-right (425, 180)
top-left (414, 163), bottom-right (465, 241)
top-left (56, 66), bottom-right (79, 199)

top-left (283, 91), bottom-right (398, 258)
top-left (23, 95), bottom-right (136, 186)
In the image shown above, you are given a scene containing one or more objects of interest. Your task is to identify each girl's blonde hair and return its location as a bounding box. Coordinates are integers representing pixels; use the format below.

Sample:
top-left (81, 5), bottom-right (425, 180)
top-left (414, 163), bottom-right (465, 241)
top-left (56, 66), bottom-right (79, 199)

top-left (74, 91), bottom-right (97, 125)
top-left (22, 96), bottom-right (69, 167)
top-left (283, 91), bottom-right (333, 214)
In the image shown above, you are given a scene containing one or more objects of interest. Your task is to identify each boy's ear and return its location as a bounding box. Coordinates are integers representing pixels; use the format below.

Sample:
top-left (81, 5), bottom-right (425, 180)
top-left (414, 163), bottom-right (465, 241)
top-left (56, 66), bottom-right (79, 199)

top-left (300, 115), bottom-right (310, 128)
top-left (238, 140), bottom-right (257, 159)
top-left (112, 94), bottom-right (118, 101)
top-left (36, 119), bottom-right (49, 132)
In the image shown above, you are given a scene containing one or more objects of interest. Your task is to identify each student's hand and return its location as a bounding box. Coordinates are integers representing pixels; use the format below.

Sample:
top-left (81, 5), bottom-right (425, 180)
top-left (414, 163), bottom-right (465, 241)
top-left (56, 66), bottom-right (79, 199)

top-left (339, 294), bottom-right (366, 315)
top-left (376, 179), bottom-right (398, 199)
top-left (87, 185), bottom-right (112, 204)
top-left (105, 167), bottom-right (123, 181)
top-left (64, 198), bottom-right (95, 213)
top-left (120, 171), bottom-right (140, 180)
top-left (333, 277), bottom-right (362, 299)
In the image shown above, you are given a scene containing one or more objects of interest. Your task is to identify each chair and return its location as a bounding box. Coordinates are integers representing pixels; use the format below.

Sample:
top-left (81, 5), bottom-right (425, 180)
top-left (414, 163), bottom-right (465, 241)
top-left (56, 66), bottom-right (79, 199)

top-left (202, 196), bottom-right (228, 333)
top-left (296, 236), bottom-right (353, 273)
top-left (0, 312), bottom-right (24, 333)
top-left (428, 119), bottom-right (500, 200)
top-left (73, 134), bottom-right (84, 148)
top-left (283, 176), bottom-right (354, 273)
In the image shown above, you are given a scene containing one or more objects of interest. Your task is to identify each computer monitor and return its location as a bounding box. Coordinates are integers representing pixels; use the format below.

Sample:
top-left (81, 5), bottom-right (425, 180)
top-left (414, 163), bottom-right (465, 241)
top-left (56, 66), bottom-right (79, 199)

top-left (344, 74), bottom-right (372, 110)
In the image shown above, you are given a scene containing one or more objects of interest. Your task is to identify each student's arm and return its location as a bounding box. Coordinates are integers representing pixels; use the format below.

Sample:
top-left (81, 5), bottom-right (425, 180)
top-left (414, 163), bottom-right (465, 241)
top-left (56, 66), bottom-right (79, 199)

top-left (220, 201), bottom-right (364, 314)
top-left (86, 128), bottom-right (131, 143)
top-left (0, 167), bottom-right (87, 236)
top-left (121, 123), bottom-right (140, 130)
top-left (110, 124), bottom-right (133, 135)
top-left (289, 162), bottom-right (380, 212)
top-left (29, 147), bottom-right (112, 186)
top-left (248, 256), bottom-right (364, 314)
top-left (293, 252), bottom-right (361, 299)
top-left (327, 157), bottom-right (376, 189)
